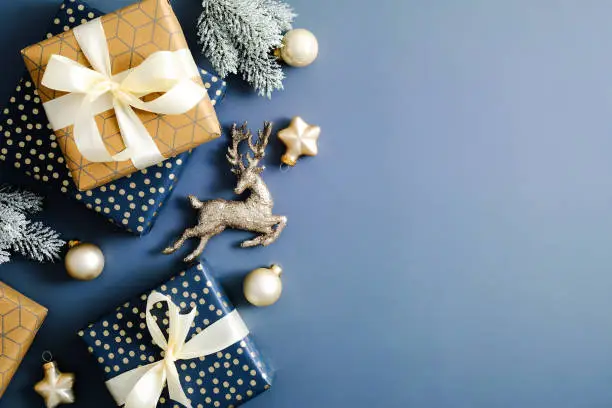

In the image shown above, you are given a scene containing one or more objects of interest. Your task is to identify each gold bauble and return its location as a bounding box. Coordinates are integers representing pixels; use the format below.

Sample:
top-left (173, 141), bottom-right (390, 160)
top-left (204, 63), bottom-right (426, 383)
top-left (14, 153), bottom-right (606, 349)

top-left (34, 361), bottom-right (75, 408)
top-left (279, 29), bottom-right (319, 67)
top-left (243, 265), bottom-right (283, 307)
top-left (65, 241), bottom-right (105, 281)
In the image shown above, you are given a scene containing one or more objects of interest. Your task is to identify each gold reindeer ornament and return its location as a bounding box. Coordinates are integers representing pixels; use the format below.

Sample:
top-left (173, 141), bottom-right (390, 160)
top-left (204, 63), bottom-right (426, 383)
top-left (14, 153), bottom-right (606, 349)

top-left (163, 122), bottom-right (288, 262)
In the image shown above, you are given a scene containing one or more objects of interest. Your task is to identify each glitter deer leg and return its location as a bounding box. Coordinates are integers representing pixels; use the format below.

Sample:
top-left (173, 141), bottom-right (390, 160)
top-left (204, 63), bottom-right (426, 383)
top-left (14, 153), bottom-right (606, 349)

top-left (163, 122), bottom-right (287, 262)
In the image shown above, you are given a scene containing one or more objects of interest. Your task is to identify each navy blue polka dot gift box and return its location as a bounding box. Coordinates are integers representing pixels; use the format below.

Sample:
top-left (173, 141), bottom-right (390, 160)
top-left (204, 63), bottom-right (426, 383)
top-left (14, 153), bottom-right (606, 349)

top-left (79, 261), bottom-right (273, 408)
top-left (0, 0), bottom-right (227, 235)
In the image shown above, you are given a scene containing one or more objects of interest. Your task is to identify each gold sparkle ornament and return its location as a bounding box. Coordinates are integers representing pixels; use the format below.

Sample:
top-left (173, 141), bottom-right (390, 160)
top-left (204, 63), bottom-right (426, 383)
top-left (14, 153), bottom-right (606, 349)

top-left (34, 361), bottom-right (75, 408)
top-left (163, 122), bottom-right (287, 261)
top-left (278, 116), bottom-right (321, 166)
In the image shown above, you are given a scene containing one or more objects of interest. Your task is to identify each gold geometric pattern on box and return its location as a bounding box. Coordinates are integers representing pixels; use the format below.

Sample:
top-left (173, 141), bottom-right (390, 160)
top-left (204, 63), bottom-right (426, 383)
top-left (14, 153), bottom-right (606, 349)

top-left (21, 0), bottom-right (221, 191)
top-left (0, 282), bottom-right (47, 398)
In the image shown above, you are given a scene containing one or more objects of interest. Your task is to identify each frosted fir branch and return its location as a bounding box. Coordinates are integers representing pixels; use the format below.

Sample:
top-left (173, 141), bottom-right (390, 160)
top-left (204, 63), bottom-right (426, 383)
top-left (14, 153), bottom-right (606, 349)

top-left (260, 0), bottom-right (296, 32)
top-left (0, 185), bottom-right (64, 264)
top-left (239, 52), bottom-right (285, 98)
top-left (198, 12), bottom-right (240, 77)
top-left (10, 222), bottom-right (65, 263)
top-left (200, 0), bottom-right (281, 60)
top-left (206, 0), bottom-right (282, 48)
top-left (197, 0), bottom-right (295, 97)
top-left (0, 204), bottom-right (28, 243)
top-left (0, 185), bottom-right (43, 214)
top-left (0, 247), bottom-right (10, 265)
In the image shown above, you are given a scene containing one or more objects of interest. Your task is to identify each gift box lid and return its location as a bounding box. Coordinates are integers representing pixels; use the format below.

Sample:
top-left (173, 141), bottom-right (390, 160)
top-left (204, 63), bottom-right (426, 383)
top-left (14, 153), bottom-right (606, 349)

top-left (79, 262), bottom-right (273, 407)
top-left (21, 0), bottom-right (221, 191)
top-left (0, 0), bottom-right (227, 235)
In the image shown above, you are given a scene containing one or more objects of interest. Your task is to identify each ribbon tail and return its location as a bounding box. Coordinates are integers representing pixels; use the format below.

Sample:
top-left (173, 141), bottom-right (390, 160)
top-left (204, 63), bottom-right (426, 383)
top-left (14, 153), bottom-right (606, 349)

top-left (73, 96), bottom-right (115, 163)
top-left (124, 362), bottom-right (167, 408)
top-left (113, 100), bottom-right (164, 169)
top-left (166, 361), bottom-right (192, 408)
top-left (105, 362), bottom-right (164, 407)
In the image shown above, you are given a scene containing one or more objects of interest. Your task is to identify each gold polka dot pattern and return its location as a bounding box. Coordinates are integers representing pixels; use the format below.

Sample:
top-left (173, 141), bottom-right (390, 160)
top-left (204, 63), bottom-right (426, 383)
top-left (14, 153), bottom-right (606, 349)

top-left (78, 262), bottom-right (272, 407)
top-left (0, 0), bottom-right (226, 235)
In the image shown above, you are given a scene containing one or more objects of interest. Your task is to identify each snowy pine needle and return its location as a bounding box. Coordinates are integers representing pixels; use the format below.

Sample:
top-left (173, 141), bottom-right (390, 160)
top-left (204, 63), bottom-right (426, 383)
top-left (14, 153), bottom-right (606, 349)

top-left (0, 184), bottom-right (42, 213)
top-left (198, 0), bottom-right (296, 97)
top-left (0, 185), bottom-right (64, 264)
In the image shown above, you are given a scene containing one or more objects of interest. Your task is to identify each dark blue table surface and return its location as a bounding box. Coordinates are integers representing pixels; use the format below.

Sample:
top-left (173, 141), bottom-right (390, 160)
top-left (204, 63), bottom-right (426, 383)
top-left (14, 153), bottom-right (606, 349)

top-left (2, 1), bottom-right (612, 407)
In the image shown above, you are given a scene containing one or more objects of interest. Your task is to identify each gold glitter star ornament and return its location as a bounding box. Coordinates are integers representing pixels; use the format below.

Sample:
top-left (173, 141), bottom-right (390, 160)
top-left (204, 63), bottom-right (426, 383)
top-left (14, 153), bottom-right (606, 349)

top-left (34, 361), bottom-right (75, 408)
top-left (278, 116), bottom-right (321, 166)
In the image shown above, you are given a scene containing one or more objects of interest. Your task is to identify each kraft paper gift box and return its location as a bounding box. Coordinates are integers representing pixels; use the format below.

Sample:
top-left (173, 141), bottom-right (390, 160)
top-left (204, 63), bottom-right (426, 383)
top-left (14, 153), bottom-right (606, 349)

top-left (79, 262), bottom-right (273, 408)
top-left (0, 0), bottom-right (227, 235)
top-left (0, 282), bottom-right (47, 398)
top-left (21, 0), bottom-right (222, 191)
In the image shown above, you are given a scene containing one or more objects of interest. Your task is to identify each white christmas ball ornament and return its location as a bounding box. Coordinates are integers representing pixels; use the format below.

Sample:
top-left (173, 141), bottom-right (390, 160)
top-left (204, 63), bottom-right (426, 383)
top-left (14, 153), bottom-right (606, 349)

top-left (243, 265), bottom-right (283, 307)
top-left (279, 29), bottom-right (319, 67)
top-left (65, 241), bottom-right (105, 281)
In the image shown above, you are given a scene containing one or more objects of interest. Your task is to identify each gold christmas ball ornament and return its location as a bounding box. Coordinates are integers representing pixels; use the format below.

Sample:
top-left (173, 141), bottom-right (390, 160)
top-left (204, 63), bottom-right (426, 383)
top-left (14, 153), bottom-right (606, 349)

top-left (243, 265), bottom-right (283, 307)
top-left (277, 28), bottom-right (319, 67)
top-left (278, 116), bottom-right (321, 166)
top-left (34, 358), bottom-right (75, 408)
top-left (65, 241), bottom-right (105, 281)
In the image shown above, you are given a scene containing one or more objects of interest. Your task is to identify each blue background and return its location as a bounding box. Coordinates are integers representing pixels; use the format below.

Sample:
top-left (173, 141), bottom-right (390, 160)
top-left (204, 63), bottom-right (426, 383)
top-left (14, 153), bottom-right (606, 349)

top-left (3, 0), bottom-right (612, 407)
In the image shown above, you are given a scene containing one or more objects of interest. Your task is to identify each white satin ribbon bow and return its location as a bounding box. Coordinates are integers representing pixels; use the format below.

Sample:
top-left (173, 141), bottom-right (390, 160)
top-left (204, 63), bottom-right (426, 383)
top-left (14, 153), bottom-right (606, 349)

top-left (41, 17), bottom-right (207, 169)
top-left (105, 291), bottom-right (249, 408)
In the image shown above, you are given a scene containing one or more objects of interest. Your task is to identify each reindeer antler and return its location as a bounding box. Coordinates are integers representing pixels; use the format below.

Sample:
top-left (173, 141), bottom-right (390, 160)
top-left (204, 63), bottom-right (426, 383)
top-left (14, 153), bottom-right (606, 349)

top-left (246, 122), bottom-right (273, 168)
top-left (226, 123), bottom-right (249, 175)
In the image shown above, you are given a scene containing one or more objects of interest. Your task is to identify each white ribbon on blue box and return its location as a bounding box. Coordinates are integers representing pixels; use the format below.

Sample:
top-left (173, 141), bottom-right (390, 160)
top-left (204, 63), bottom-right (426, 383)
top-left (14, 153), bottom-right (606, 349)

top-left (79, 262), bottom-right (273, 408)
top-left (106, 291), bottom-right (248, 408)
